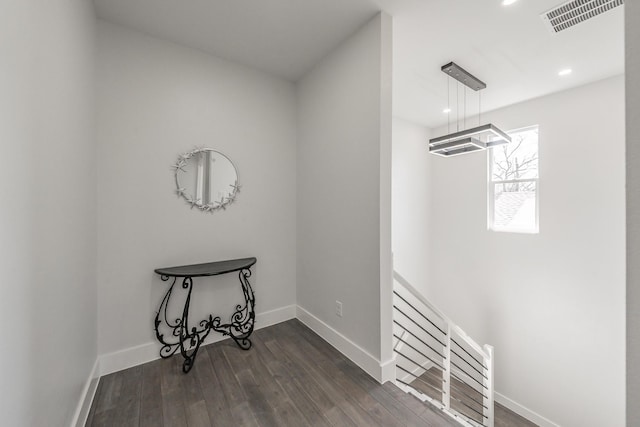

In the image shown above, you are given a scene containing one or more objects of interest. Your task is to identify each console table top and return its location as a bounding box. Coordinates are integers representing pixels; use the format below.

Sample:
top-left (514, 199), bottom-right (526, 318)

top-left (154, 257), bottom-right (257, 278)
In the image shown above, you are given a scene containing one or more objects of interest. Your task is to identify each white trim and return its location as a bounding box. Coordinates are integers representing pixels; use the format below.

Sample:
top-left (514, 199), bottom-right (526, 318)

top-left (495, 392), bottom-right (560, 427)
top-left (296, 305), bottom-right (386, 382)
top-left (70, 359), bottom-right (100, 427)
top-left (99, 341), bottom-right (158, 376)
top-left (98, 304), bottom-right (296, 376)
top-left (397, 359), bottom-right (434, 383)
top-left (484, 345), bottom-right (494, 427)
top-left (255, 304), bottom-right (297, 329)
top-left (379, 357), bottom-right (397, 383)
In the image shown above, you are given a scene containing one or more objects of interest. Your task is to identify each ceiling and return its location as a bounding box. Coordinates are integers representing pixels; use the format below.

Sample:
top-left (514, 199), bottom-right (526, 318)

top-left (94, 0), bottom-right (625, 128)
top-left (94, 0), bottom-right (381, 81)
top-left (388, 0), bottom-right (624, 127)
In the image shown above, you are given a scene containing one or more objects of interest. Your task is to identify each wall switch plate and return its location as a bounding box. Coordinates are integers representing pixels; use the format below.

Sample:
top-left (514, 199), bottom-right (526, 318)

top-left (335, 301), bottom-right (343, 317)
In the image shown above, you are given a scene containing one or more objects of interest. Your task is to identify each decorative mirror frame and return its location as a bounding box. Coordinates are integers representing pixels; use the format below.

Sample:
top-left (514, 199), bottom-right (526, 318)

top-left (172, 147), bottom-right (241, 213)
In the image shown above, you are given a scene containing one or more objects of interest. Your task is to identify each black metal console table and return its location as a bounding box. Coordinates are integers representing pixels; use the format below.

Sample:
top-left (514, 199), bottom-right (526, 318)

top-left (153, 257), bottom-right (256, 373)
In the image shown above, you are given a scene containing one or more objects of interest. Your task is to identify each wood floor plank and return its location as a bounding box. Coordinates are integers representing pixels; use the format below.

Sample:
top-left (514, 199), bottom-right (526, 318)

top-left (261, 335), bottom-right (348, 427)
top-left (192, 344), bottom-right (236, 427)
top-left (269, 331), bottom-right (355, 405)
top-left (94, 371), bottom-right (123, 415)
top-left (87, 320), bottom-right (540, 427)
top-left (160, 356), bottom-right (188, 427)
top-left (88, 371), bottom-right (125, 426)
top-left (233, 339), bottom-right (289, 410)
top-left (264, 327), bottom-right (359, 426)
top-left (341, 361), bottom-right (435, 427)
top-left (272, 326), bottom-right (389, 427)
top-left (251, 333), bottom-right (331, 427)
top-left (323, 405), bottom-right (359, 427)
top-left (270, 398), bottom-right (310, 427)
top-left (178, 351), bottom-right (207, 420)
top-left (185, 400), bottom-right (211, 427)
top-left (233, 367), bottom-right (281, 427)
top-left (88, 409), bottom-right (113, 427)
top-left (140, 359), bottom-right (164, 427)
top-left (279, 321), bottom-right (406, 427)
top-left (231, 401), bottom-right (261, 427)
top-left (496, 402), bottom-right (539, 427)
top-left (112, 365), bottom-right (143, 426)
top-left (263, 337), bottom-right (336, 412)
top-left (205, 344), bottom-right (247, 406)
top-left (205, 344), bottom-right (259, 427)
top-left (265, 358), bottom-right (332, 425)
top-left (380, 382), bottom-right (457, 427)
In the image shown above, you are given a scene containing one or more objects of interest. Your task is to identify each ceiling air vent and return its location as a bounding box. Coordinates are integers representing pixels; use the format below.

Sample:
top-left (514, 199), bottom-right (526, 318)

top-left (541, 0), bottom-right (624, 34)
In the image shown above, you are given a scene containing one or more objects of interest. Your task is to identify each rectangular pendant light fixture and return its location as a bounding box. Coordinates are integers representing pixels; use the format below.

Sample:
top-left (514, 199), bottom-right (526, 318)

top-left (429, 123), bottom-right (511, 156)
top-left (430, 137), bottom-right (486, 157)
top-left (429, 62), bottom-right (511, 157)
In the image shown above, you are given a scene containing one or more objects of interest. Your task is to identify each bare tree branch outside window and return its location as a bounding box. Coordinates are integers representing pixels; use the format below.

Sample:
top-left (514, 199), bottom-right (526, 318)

top-left (489, 126), bottom-right (539, 232)
top-left (491, 128), bottom-right (538, 192)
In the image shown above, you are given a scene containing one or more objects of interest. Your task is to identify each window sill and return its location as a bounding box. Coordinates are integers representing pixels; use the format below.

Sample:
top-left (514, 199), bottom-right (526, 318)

top-left (489, 227), bottom-right (539, 235)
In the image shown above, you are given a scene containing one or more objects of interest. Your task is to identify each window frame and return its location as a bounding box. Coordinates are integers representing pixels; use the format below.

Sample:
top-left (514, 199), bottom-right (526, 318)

top-left (487, 125), bottom-right (540, 234)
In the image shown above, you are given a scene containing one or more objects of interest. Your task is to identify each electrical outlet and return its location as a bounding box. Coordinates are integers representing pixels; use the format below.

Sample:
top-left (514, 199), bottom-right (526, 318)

top-left (335, 301), bottom-right (343, 317)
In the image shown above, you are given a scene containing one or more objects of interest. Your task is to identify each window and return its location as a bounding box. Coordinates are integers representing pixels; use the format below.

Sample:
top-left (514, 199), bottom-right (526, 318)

top-left (488, 126), bottom-right (539, 233)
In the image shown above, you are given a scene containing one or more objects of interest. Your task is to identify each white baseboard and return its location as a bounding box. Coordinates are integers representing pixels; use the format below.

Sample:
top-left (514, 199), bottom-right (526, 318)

top-left (71, 359), bottom-right (100, 427)
top-left (380, 357), bottom-right (396, 383)
top-left (296, 305), bottom-right (386, 382)
top-left (258, 304), bottom-right (297, 328)
top-left (98, 304), bottom-right (296, 376)
top-left (99, 341), bottom-right (158, 376)
top-left (495, 392), bottom-right (560, 427)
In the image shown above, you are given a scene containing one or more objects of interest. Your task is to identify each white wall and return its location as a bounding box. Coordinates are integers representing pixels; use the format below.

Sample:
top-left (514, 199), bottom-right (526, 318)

top-left (0, 1), bottom-right (97, 426)
top-left (297, 13), bottom-right (392, 363)
top-left (392, 118), bottom-right (431, 294)
top-left (627, 1), bottom-right (640, 425)
top-left (426, 76), bottom-right (625, 426)
top-left (96, 22), bottom-right (297, 357)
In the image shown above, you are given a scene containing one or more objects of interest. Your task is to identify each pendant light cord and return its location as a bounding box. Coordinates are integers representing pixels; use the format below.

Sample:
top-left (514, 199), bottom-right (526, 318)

top-left (447, 75), bottom-right (450, 135)
top-left (479, 91), bottom-right (482, 126)
top-left (464, 86), bottom-right (467, 131)
top-left (456, 81), bottom-right (459, 132)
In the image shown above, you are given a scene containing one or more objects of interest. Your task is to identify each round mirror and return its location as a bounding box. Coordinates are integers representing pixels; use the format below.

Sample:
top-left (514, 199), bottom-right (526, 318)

top-left (173, 148), bottom-right (240, 212)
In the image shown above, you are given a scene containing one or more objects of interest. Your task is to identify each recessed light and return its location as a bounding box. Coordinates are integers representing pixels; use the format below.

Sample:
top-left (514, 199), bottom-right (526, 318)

top-left (558, 68), bottom-right (572, 76)
top-left (443, 108), bottom-right (452, 114)
top-left (502, 0), bottom-right (518, 5)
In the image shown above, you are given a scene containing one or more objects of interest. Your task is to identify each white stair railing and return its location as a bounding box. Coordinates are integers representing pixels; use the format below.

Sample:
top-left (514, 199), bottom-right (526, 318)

top-left (392, 271), bottom-right (494, 427)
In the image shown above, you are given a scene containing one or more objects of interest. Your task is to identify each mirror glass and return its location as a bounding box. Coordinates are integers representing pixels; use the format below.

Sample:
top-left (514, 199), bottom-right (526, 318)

top-left (174, 148), bottom-right (240, 212)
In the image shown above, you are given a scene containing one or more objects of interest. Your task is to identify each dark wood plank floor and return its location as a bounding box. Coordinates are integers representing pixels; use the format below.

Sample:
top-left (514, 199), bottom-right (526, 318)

top-left (411, 367), bottom-right (538, 427)
top-left (86, 320), bottom-right (535, 427)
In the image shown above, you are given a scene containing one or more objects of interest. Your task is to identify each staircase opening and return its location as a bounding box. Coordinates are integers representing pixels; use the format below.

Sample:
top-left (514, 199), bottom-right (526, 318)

top-left (392, 271), bottom-right (495, 427)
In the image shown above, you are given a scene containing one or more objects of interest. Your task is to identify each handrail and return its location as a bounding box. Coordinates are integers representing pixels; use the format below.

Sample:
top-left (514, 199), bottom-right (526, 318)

top-left (393, 270), bottom-right (490, 360)
top-left (392, 270), bottom-right (494, 427)
top-left (393, 271), bottom-right (450, 323)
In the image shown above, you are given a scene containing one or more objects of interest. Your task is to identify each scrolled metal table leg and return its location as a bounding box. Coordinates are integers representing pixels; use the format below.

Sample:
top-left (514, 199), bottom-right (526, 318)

top-left (212, 268), bottom-right (256, 350)
top-left (154, 276), bottom-right (182, 358)
top-left (154, 276), bottom-right (214, 372)
top-left (177, 276), bottom-right (213, 373)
